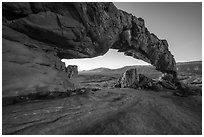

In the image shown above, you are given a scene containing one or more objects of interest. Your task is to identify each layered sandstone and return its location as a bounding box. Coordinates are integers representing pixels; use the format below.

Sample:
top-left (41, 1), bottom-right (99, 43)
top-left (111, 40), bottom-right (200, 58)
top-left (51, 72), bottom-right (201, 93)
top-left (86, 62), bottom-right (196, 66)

top-left (2, 2), bottom-right (177, 97)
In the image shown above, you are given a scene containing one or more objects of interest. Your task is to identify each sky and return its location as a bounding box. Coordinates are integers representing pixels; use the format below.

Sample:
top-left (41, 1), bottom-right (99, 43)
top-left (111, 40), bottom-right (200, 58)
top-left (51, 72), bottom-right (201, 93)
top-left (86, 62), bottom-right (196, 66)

top-left (63, 2), bottom-right (202, 71)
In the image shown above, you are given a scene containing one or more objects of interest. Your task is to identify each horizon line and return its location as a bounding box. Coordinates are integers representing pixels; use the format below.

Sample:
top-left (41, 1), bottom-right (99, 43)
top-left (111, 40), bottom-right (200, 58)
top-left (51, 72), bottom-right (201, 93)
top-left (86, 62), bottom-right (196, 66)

top-left (77, 60), bottom-right (202, 71)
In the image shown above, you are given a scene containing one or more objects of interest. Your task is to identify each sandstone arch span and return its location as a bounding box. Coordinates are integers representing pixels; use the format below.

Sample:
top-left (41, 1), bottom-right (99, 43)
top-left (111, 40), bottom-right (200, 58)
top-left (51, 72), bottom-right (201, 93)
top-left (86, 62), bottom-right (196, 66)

top-left (2, 2), bottom-right (177, 97)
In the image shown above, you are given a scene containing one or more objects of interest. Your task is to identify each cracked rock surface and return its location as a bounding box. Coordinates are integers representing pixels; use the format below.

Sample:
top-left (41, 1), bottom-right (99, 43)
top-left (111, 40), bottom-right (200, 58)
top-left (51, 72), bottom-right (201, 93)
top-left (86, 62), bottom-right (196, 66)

top-left (3, 89), bottom-right (201, 135)
top-left (3, 2), bottom-right (176, 97)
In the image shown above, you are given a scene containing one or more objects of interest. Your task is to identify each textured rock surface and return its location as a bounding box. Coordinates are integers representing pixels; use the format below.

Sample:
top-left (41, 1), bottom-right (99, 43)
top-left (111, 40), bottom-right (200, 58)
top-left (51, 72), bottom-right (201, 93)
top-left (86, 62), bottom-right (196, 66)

top-left (137, 74), bottom-right (166, 91)
top-left (138, 74), bottom-right (153, 87)
top-left (2, 89), bottom-right (202, 135)
top-left (159, 73), bottom-right (177, 90)
top-left (117, 69), bottom-right (163, 90)
top-left (2, 2), bottom-right (177, 96)
top-left (118, 68), bottom-right (139, 88)
top-left (117, 69), bottom-right (178, 91)
top-left (66, 65), bottom-right (78, 78)
top-left (2, 38), bottom-right (76, 97)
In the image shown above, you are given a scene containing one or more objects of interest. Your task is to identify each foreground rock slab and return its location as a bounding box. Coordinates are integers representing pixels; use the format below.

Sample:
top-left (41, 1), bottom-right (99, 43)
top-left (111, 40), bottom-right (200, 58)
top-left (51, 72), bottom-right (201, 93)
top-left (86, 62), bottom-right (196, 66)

top-left (3, 89), bottom-right (201, 135)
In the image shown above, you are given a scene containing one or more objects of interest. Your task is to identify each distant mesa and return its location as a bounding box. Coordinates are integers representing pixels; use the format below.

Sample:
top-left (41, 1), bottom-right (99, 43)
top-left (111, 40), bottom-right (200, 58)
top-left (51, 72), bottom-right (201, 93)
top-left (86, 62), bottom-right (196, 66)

top-left (176, 61), bottom-right (202, 74)
top-left (80, 61), bottom-right (202, 76)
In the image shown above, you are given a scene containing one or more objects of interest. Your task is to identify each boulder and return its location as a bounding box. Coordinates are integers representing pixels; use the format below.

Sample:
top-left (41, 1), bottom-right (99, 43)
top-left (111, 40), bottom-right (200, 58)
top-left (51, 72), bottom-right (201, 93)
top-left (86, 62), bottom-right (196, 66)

top-left (66, 65), bottom-right (78, 78)
top-left (117, 69), bottom-right (158, 90)
top-left (138, 74), bottom-right (165, 91)
top-left (118, 68), bottom-right (139, 88)
top-left (117, 70), bottom-right (176, 92)
top-left (138, 74), bottom-right (153, 88)
top-left (161, 73), bottom-right (174, 83)
top-left (159, 80), bottom-right (177, 90)
top-left (157, 73), bottom-right (178, 90)
top-left (150, 83), bottom-right (164, 91)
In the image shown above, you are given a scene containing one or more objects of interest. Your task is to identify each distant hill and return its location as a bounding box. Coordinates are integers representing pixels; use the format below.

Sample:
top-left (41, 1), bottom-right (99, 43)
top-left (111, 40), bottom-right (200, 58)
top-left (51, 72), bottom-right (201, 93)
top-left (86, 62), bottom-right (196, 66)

top-left (80, 67), bottom-right (113, 74)
top-left (80, 65), bottom-right (162, 79)
top-left (79, 61), bottom-right (202, 78)
top-left (176, 61), bottom-right (202, 74)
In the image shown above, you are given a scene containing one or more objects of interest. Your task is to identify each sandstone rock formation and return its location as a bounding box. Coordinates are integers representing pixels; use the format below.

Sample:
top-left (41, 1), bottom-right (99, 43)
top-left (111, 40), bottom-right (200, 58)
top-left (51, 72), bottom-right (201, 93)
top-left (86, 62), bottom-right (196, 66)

top-left (138, 74), bottom-right (154, 88)
top-left (2, 38), bottom-right (76, 97)
top-left (2, 2), bottom-right (177, 97)
top-left (117, 68), bottom-right (139, 88)
top-left (3, 88), bottom-right (202, 135)
top-left (66, 65), bottom-right (78, 78)
top-left (156, 73), bottom-right (176, 90)
top-left (116, 68), bottom-right (177, 91)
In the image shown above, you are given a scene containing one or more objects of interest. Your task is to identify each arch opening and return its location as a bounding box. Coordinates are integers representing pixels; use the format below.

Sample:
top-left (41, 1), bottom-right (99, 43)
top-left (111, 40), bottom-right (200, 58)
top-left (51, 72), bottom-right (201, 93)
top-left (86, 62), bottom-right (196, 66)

top-left (61, 49), bottom-right (162, 80)
top-left (62, 49), bottom-right (150, 71)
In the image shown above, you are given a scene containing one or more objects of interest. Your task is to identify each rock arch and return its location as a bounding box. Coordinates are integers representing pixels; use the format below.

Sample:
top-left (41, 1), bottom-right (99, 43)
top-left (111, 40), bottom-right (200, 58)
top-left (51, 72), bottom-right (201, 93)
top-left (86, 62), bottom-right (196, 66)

top-left (2, 2), bottom-right (178, 97)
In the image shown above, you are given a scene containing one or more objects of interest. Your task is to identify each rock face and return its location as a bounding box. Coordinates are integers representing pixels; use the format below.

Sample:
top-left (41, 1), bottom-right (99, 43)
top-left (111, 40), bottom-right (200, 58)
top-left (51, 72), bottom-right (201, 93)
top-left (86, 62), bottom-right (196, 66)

top-left (118, 68), bottom-right (139, 88)
top-left (117, 69), bottom-right (177, 91)
top-left (66, 65), bottom-right (78, 78)
top-left (2, 2), bottom-right (177, 97)
top-left (159, 73), bottom-right (177, 90)
top-left (2, 38), bottom-right (76, 97)
top-left (138, 74), bottom-right (154, 88)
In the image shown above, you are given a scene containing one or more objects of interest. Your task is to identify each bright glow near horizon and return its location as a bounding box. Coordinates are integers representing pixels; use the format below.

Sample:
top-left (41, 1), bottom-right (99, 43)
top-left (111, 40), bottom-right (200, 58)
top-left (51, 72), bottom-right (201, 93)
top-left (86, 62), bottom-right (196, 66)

top-left (62, 49), bottom-right (149, 71)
